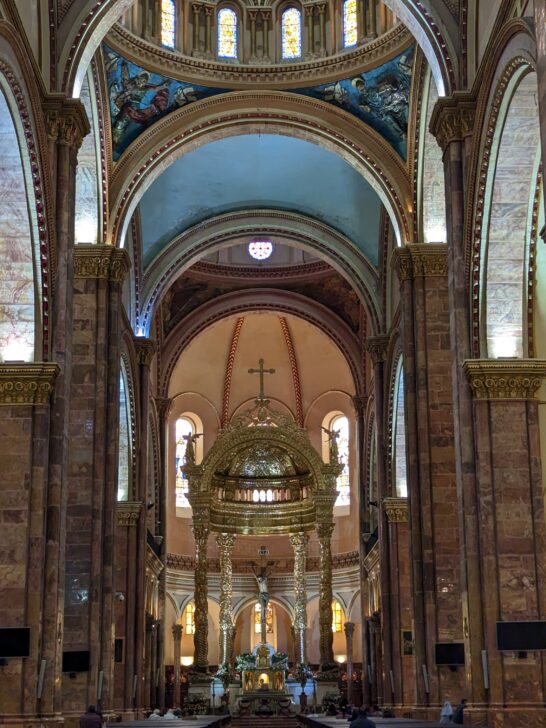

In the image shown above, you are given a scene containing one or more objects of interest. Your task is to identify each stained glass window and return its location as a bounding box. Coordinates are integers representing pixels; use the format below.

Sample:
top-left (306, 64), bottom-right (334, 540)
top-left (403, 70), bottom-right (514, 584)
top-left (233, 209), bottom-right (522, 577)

top-left (161, 0), bottom-right (176, 48)
top-left (393, 361), bottom-right (408, 498)
top-left (331, 414), bottom-right (350, 506)
top-left (254, 602), bottom-right (274, 633)
top-left (343, 0), bottom-right (357, 47)
top-left (175, 417), bottom-right (194, 508)
top-left (185, 603), bottom-right (195, 634)
top-left (281, 7), bottom-right (302, 60)
top-left (118, 367), bottom-right (131, 502)
top-left (248, 240), bottom-right (273, 260)
top-left (332, 600), bottom-right (343, 632)
top-left (218, 8), bottom-right (238, 58)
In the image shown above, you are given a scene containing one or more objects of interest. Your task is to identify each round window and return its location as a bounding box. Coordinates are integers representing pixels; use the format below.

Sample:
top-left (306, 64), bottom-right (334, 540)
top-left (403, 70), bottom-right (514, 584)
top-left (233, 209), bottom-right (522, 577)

top-left (248, 240), bottom-right (273, 260)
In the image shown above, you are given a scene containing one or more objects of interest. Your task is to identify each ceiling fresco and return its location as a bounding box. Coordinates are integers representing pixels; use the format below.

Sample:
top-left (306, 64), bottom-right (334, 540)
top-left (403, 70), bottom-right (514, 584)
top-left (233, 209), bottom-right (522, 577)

top-left (103, 43), bottom-right (415, 161)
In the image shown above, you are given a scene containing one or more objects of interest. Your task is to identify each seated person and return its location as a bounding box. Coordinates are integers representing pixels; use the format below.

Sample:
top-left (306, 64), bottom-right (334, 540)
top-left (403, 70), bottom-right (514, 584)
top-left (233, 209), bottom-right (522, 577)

top-left (148, 709), bottom-right (161, 720)
top-left (350, 707), bottom-right (376, 727)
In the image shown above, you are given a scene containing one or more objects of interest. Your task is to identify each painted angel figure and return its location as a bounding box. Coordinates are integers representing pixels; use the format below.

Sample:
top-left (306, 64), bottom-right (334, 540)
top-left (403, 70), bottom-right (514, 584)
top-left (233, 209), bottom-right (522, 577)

top-left (322, 426), bottom-right (340, 463)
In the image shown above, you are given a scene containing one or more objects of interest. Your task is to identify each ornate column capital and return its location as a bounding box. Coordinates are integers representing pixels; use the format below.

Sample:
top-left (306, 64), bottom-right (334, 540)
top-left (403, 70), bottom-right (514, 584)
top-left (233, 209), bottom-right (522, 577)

top-left (43, 95), bottom-right (90, 149)
top-left (203, 4), bottom-right (213, 15)
top-left (192, 524), bottom-right (210, 545)
top-left (0, 363), bottom-right (59, 405)
top-left (383, 496), bottom-right (408, 523)
top-left (344, 621), bottom-right (356, 639)
top-left (289, 531), bottom-right (309, 551)
top-left (74, 245), bottom-right (131, 283)
top-left (134, 337), bottom-right (156, 366)
top-left (216, 532), bottom-right (236, 550)
top-left (172, 623), bottom-right (183, 640)
top-left (463, 359), bottom-right (546, 400)
top-left (351, 394), bottom-right (367, 417)
top-left (391, 244), bottom-right (448, 282)
top-left (365, 335), bottom-right (390, 364)
top-left (155, 397), bottom-right (172, 419)
top-left (116, 501), bottom-right (142, 526)
top-left (429, 92), bottom-right (476, 151)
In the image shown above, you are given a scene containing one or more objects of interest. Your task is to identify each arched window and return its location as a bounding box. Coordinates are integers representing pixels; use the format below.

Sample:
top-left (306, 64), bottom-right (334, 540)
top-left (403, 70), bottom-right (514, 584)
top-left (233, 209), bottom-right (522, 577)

top-left (332, 599), bottom-right (344, 632)
top-left (75, 72), bottom-right (100, 245)
top-left (118, 365), bottom-right (131, 501)
top-left (369, 421), bottom-right (378, 532)
top-left (254, 602), bottom-right (274, 633)
top-left (392, 360), bottom-right (408, 498)
top-left (218, 8), bottom-right (238, 59)
top-left (328, 414), bottom-right (350, 506)
top-left (185, 602), bottom-right (195, 634)
top-left (161, 0), bottom-right (176, 48)
top-left (343, 0), bottom-right (357, 47)
top-left (175, 416), bottom-right (195, 508)
top-left (281, 7), bottom-right (302, 60)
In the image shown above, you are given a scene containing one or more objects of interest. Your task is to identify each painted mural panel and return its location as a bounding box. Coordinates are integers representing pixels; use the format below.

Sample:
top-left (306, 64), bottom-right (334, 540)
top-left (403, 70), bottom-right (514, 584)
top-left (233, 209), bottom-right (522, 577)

top-left (291, 47), bottom-right (415, 159)
top-left (103, 46), bottom-right (228, 160)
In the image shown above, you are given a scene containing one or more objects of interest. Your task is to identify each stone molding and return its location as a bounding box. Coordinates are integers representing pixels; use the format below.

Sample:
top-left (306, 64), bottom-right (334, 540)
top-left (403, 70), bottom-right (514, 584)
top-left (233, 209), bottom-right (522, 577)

top-left (365, 334), bottom-right (391, 364)
top-left (134, 337), bottom-right (157, 366)
top-left (43, 95), bottom-right (90, 149)
top-left (74, 244), bottom-right (131, 283)
top-left (362, 541), bottom-right (379, 575)
top-left (429, 92), bottom-right (476, 151)
top-left (0, 363), bottom-right (59, 405)
top-left (146, 544), bottom-right (164, 576)
top-left (116, 501), bottom-right (143, 526)
top-left (383, 496), bottom-right (409, 523)
top-left (463, 359), bottom-right (546, 401)
top-left (391, 243), bottom-right (448, 282)
top-left (154, 397), bottom-right (173, 419)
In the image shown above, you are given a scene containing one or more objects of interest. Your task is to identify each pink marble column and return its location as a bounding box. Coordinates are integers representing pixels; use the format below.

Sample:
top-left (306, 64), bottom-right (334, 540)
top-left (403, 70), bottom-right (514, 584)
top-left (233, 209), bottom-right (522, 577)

top-left (39, 97), bottom-right (89, 722)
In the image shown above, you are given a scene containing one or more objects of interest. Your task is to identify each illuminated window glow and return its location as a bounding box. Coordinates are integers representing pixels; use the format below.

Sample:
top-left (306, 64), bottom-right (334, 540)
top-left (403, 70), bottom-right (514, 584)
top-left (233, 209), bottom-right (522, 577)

top-left (175, 417), bottom-right (194, 508)
top-left (254, 602), bottom-right (274, 633)
top-left (281, 8), bottom-right (301, 60)
top-left (393, 362), bottom-right (408, 498)
top-left (161, 0), bottom-right (176, 48)
top-left (248, 240), bottom-right (273, 260)
top-left (218, 8), bottom-right (238, 58)
top-left (332, 600), bottom-right (343, 632)
top-left (185, 603), bottom-right (195, 634)
top-left (331, 414), bottom-right (350, 506)
top-left (343, 0), bottom-right (357, 47)
top-left (118, 367), bottom-right (131, 501)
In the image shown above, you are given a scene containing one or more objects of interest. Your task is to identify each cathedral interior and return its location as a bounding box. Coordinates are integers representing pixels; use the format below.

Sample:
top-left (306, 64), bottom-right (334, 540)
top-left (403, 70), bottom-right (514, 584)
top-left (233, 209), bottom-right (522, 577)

top-left (1, 1), bottom-right (546, 727)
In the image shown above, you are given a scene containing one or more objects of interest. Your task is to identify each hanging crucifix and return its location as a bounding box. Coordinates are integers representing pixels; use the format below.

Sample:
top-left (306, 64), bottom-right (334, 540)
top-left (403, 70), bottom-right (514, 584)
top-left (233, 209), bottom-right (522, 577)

top-left (248, 358), bottom-right (276, 399)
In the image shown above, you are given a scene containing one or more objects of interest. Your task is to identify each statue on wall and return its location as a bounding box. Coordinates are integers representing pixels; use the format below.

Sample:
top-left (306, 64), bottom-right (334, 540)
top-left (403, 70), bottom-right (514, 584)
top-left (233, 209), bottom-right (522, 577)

top-left (183, 432), bottom-right (202, 465)
top-left (321, 426), bottom-right (340, 463)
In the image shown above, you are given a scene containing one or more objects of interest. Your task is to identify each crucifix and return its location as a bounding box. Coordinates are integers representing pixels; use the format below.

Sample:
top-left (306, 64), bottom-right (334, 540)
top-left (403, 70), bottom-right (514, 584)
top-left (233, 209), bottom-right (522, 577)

top-left (248, 358), bottom-right (276, 398)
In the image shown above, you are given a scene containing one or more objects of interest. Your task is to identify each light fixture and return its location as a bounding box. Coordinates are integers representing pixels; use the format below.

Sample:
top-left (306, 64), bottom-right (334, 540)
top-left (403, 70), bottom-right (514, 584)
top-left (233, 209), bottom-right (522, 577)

top-left (335, 654), bottom-right (347, 664)
top-left (180, 656), bottom-right (194, 666)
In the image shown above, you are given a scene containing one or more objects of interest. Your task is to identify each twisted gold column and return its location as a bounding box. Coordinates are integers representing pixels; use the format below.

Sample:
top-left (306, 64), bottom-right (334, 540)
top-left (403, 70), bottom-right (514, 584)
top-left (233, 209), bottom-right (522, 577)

top-left (290, 532), bottom-right (308, 665)
top-left (172, 624), bottom-right (183, 707)
top-left (318, 523), bottom-right (334, 669)
top-left (217, 533), bottom-right (235, 666)
top-left (193, 525), bottom-right (209, 670)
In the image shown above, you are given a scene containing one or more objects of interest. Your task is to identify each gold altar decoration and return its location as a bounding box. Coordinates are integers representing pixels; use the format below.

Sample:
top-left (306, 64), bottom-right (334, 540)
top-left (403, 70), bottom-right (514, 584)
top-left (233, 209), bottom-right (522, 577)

top-left (217, 532), bottom-right (235, 665)
top-left (290, 532), bottom-right (308, 665)
top-left (318, 522), bottom-right (335, 669)
top-left (192, 524), bottom-right (209, 670)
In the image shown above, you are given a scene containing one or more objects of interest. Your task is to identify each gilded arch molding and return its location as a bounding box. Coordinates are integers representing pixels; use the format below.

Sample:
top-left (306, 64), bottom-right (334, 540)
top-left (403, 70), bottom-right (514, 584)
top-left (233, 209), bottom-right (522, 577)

top-left (108, 92), bottom-right (412, 249)
top-left (159, 287), bottom-right (364, 398)
top-left (141, 210), bottom-right (381, 337)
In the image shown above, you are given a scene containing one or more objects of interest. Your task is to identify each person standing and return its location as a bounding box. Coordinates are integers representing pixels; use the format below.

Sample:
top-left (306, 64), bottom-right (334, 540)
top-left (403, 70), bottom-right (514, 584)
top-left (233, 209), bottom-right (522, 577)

top-left (440, 700), bottom-right (453, 723)
top-left (453, 699), bottom-right (467, 724)
top-left (80, 707), bottom-right (102, 728)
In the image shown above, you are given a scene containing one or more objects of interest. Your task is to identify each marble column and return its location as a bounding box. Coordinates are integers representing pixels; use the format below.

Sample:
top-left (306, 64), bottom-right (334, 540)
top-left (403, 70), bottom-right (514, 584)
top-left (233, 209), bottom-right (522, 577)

top-left (134, 337), bottom-right (156, 711)
top-left (172, 624), bottom-right (183, 708)
top-left (305, 6), bottom-right (315, 56)
top-left (430, 97), bottom-right (487, 718)
top-left (249, 10), bottom-right (257, 58)
top-left (204, 6), bottom-right (212, 55)
top-left (39, 97), bottom-right (89, 720)
top-left (317, 4), bottom-right (326, 54)
top-left (317, 523), bottom-right (335, 669)
top-left (193, 525), bottom-right (209, 670)
top-left (290, 532), bottom-right (308, 665)
top-left (364, 335), bottom-right (393, 704)
top-left (217, 533), bottom-right (235, 666)
top-left (261, 11), bottom-right (270, 60)
top-left (155, 397), bottom-right (172, 708)
top-left (344, 622), bottom-right (355, 705)
top-left (192, 4), bottom-right (201, 52)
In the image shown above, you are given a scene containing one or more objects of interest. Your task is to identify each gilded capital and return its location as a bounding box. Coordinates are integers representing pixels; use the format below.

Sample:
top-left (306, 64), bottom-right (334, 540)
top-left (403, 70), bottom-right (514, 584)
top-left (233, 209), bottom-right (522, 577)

top-left (134, 337), bottom-right (156, 366)
top-left (463, 359), bottom-right (546, 400)
top-left (429, 93), bottom-right (476, 151)
top-left (193, 524), bottom-right (210, 545)
top-left (216, 532), bottom-right (235, 551)
top-left (117, 501), bottom-right (142, 526)
top-left (365, 335), bottom-right (390, 364)
top-left (43, 95), bottom-right (90, 149)
top-left (383, 496), bottom-right (408, 523)
top-left (0, 363), bottom-right (59, 406)
top-left (74, 245), bottom-right (131, 283)
top-left (391, 244), bottom-right (448, 281)
top-left (317, 522), bottom-right (334, 541)
top-left (290, 531), bottom-right (308, 551)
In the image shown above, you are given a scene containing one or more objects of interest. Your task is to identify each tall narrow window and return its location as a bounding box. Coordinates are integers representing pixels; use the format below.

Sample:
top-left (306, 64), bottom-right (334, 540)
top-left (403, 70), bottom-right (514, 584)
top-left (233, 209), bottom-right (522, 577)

top-left (185, 603), bottom-right (195, 634)
top-left (393, 361), bottom-right (408, 498)
top-left (175, 417), bottom-right (194, 508)
top-left (218, 8), bottom-right (238, 58)
top-left (161, 0), bottom-right (176, 48)
top-left (118, 367), bottom-right (131, 501)
top-left (281, 7), bottom-right (301, 60)
top-left (343, 0), bottom-right (357, 47)
top-left (254, 602), bottom-right (274, 633)
top-left (331, 414), bottom-right (350, 506)
top-left (332, 600), bottom-right (344, 632)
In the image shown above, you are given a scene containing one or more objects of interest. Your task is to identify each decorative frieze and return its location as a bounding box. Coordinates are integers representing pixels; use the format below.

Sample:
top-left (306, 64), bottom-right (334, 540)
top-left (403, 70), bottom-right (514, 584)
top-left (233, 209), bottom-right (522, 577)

top-left (391, 244), bottom-right (448, 282)
top-left (74, 244), bottom-right (131, 283)
top-left (383, 496), bottom-right (408, 523)
top-left (116, 501), bottom-right (142, 526)
top-left (365, 335), bottom-right (390, 364)
top-left (463, 359), bottom-right (546, 401)
top-left (429, 93), bottom-right (476, 151)
top-left (43, 95), bottom-right (90, 149)
top-left (0, 363), bottom-right (59, 405)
